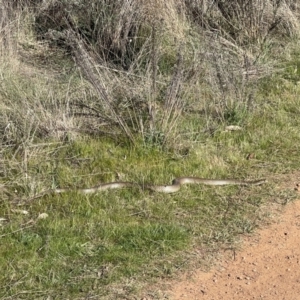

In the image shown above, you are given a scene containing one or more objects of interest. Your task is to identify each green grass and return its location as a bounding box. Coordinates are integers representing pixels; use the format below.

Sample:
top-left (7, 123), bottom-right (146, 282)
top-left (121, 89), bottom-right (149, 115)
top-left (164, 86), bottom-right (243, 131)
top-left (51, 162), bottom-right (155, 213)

top-left (1, 71), bottom-right (300, 299)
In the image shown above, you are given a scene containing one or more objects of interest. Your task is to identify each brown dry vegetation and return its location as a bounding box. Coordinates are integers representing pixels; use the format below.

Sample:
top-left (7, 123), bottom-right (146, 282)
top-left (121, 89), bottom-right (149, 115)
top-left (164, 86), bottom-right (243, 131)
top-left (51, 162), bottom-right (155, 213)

top-left (1, 0), bottom-right (299, 146)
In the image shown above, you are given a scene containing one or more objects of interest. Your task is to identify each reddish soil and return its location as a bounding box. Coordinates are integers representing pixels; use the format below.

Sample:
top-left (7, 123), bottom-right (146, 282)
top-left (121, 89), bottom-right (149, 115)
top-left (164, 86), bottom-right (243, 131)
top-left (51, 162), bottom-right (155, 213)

top-left (167, 178), bottom-right (300, 300)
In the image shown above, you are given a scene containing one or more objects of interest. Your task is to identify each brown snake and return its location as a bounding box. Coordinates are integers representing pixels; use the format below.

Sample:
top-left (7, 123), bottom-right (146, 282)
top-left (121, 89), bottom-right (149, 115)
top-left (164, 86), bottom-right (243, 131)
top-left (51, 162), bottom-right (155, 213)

top-left (53, 177), bottom-right (266, 195)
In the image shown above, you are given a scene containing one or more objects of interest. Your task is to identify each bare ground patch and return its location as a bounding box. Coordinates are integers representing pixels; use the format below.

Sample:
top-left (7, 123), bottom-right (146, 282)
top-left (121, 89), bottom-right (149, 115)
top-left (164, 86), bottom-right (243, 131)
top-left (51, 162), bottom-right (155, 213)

top-left (146, 172), bottom-right (300, 300)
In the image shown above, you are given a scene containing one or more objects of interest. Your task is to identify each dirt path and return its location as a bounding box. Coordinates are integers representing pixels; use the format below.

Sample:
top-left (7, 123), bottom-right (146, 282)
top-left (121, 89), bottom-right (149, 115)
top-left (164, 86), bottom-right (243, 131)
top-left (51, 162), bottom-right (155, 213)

top-left (167, 183), bottom-right (300, 299)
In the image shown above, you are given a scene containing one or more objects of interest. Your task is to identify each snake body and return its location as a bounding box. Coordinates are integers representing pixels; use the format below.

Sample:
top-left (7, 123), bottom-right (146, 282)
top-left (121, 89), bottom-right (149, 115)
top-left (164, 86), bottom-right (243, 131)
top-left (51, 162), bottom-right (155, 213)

top-left (54, 177), bottom-right (266, 194)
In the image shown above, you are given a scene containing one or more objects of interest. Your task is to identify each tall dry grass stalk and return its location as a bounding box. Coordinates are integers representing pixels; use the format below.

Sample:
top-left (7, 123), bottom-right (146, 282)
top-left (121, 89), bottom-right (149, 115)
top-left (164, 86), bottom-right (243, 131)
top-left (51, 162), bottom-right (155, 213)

top-left (0, 1), bottom-right (17, 55)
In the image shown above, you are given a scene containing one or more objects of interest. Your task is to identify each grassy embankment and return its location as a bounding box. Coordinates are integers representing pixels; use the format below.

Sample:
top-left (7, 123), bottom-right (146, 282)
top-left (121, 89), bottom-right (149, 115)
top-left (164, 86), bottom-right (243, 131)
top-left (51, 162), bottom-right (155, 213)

top-left (0, 1), bottom-right (300, 299)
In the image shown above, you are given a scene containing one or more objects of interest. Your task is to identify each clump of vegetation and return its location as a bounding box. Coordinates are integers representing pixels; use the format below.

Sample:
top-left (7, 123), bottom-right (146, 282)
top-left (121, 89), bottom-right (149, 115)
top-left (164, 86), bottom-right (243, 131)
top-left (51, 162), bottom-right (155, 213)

top-left (2, 0), bottom-right (298, 146)
top-left (1, 0), bottom-right (300, 299)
